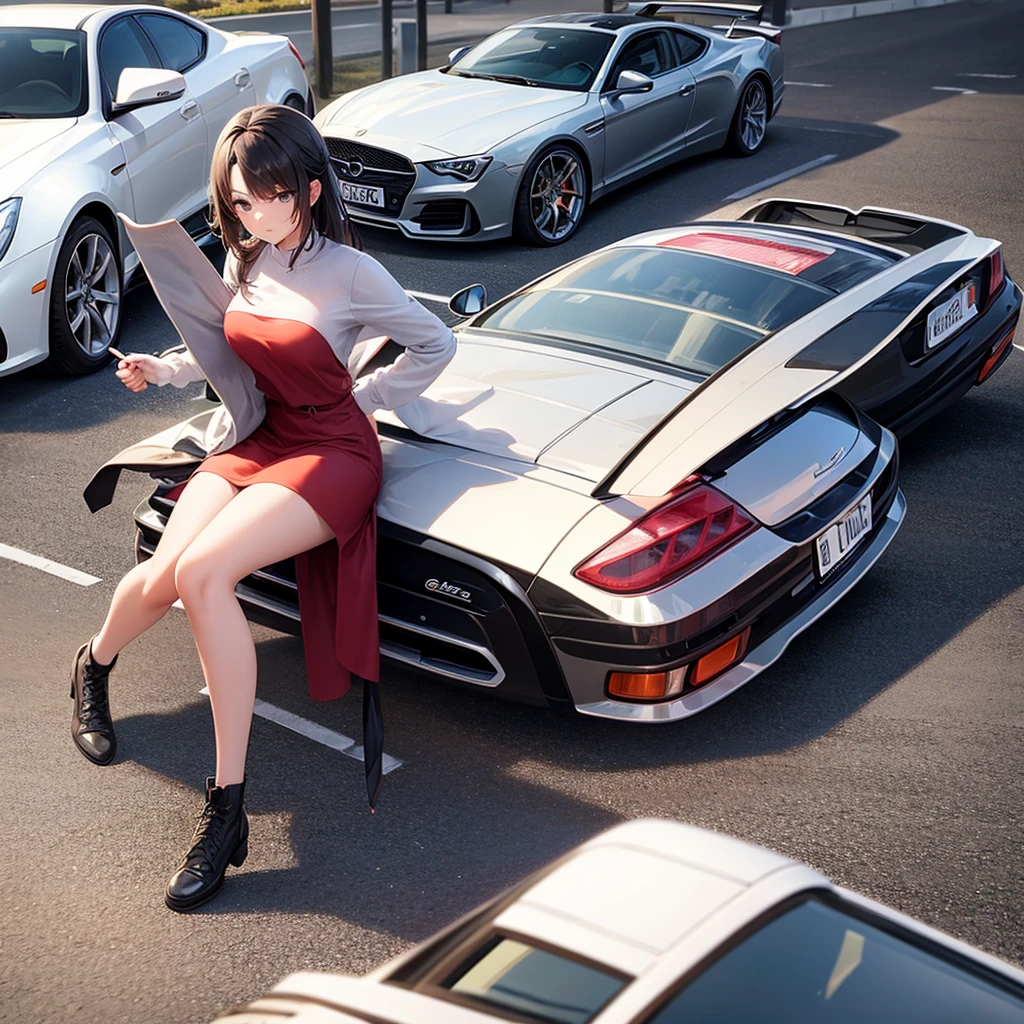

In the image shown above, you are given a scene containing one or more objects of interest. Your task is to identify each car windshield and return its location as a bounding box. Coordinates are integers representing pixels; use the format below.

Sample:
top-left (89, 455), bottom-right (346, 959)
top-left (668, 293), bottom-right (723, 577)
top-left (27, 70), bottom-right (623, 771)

top-left (473, 246), bottom-right (830, 377)
top-left (443, 936), bottom-right (626, 1024)
top-left (644, 897), bottom-right (1024, 1023)
top-left (448, 27), bottom-right (615, 91)
top-left (0, 29), bottom-right (87, 118)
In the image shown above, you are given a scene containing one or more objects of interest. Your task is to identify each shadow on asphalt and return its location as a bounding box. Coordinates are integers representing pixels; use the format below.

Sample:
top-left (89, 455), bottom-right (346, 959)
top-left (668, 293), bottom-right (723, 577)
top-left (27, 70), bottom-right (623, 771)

top-left (103, 363), bottom-right (1022, 937)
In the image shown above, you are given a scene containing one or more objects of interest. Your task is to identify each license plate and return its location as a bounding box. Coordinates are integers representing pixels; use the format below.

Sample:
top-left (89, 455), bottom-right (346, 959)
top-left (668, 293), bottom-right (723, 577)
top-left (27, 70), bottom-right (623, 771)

top-left (340, 181), bottom-right (385, 208)
top-left (815, 493), bottom-right (872, 577)
top-left (926, 283), bottom-right (977, 350)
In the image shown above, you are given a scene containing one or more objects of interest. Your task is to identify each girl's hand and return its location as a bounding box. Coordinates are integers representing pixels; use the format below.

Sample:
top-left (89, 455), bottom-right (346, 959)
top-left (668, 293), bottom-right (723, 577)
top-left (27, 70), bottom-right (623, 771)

top-left (114, 353), bottom-right (173, 392)
top-left (366, 412), bottom-right (378, 436)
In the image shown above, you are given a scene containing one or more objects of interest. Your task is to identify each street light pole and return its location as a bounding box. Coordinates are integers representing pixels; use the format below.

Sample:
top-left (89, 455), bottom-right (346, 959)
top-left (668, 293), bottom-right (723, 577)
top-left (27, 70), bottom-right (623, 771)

top-left (311, 0), bottom-right (332, 99)
top-left (416, 0), bottom-right (427, 71)
top-left (382, 0), bottom-right (393, 80)
top-left (770, 0), bottom-right (786, 24)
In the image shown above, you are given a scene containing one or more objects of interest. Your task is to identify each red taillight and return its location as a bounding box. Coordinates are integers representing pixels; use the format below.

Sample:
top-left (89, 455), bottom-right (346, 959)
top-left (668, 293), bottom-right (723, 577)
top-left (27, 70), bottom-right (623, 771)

top-left (977, 323), bottom-right (1017, 385)
top-left (574, 482), bottom-right (757, 594)
top-left (988, 248), bottom-right (1005, 304)
top-left (288, 39), bottom-right (306, 70)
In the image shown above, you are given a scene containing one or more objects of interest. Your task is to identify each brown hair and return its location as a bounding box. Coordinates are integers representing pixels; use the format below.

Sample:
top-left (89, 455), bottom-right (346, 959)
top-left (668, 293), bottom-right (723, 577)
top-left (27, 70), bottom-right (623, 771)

top-left (209, 104), bottom-right (361, 288)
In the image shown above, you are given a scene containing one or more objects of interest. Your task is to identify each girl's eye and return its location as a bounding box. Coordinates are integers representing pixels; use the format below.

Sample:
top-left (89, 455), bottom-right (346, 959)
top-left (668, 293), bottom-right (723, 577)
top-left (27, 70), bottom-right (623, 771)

top-left (233, 200), bottom-right (251, 213)
top-left (277, 192), bottom-right (294, 203)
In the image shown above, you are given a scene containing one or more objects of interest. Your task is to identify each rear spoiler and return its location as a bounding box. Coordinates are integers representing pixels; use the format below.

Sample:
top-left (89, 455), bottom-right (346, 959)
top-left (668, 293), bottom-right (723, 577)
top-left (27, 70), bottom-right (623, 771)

top-left (739, 199), bottom-right (968, 255)
top-left (631, 2), bottom-right (765, 19)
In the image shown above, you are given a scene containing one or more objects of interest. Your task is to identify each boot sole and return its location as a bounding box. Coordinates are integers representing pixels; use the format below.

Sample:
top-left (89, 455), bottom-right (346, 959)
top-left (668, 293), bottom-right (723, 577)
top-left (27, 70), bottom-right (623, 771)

top-left (69, 644), bottom-right (117, 766)
top-left (164, 840), bottom-right (248, 913)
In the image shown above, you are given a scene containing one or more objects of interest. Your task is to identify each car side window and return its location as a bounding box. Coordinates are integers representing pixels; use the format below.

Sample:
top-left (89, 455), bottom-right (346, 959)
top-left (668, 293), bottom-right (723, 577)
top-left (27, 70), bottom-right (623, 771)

top-left (605, 31), bottom-right (675, 89)
top-left (669, 30), bottom-right (705, 66)
top-left (136, 15), bottom-right (205, 74)
top-left (642, 898), bottom-right (1024, 1023)
top-left (98, 17), bottom-right (157, 101)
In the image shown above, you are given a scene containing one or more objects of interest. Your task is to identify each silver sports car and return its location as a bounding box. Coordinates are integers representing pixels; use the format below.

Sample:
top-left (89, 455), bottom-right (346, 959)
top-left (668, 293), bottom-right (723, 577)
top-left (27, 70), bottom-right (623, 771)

top-left (91, 198), bottom-right (1024, 722)
top-left (311, 2), bottom-right (783, 245)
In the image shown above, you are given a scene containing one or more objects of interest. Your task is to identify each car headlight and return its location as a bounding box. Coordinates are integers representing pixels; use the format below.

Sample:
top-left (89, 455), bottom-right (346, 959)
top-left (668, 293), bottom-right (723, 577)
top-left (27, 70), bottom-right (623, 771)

top-left (0, 198), bottom-right (21, 262)
top-left (424, 155), bottom-right (493, 182)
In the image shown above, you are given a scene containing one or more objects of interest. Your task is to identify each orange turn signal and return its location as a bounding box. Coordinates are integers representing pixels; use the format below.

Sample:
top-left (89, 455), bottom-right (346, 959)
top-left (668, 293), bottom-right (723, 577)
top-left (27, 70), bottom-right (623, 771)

top-left (977, 325), bottom-right (1017, 385)
top-left (31, 279), bottom-right (46, 294)
top-left (692, 627), bottom-right (751, 688)
top-left (608, 666), bottom-right (686, 701)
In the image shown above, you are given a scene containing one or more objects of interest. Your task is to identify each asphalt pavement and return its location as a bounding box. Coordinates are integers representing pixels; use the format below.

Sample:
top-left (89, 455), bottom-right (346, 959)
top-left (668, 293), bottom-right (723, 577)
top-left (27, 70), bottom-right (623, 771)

top-left (2, 2), bottom-right (1024, 1022)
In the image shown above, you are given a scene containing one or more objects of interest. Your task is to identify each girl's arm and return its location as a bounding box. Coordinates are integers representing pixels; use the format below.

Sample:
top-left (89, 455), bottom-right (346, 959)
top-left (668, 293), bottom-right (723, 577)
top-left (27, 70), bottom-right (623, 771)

top-left (348, 252), bottom-right (457, 415)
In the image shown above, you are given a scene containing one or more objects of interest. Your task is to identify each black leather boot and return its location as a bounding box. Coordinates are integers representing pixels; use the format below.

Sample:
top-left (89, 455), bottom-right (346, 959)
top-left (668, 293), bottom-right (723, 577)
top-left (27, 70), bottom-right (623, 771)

top-left (69, 638), bottom-right (118, 765)
top-left (165, 776), bottom-right (249, 912)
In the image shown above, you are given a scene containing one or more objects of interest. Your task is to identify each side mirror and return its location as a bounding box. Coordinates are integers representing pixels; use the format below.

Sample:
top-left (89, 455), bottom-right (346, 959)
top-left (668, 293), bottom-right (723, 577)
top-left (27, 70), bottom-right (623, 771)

top-left (113, 68), bottom-right (186, 113)
top-left (449, 283), bottom-right (486, 317)
top-left (609, 69), bottom-right (654, 99)
top-left (447, 45), bottom-right (472, 65)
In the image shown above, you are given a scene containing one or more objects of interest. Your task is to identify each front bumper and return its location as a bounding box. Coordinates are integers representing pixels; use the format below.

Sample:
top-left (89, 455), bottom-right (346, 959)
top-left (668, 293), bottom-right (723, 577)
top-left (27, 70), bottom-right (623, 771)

top-left (324, 136), bottom-right (517, 242)
top-left (0, 238), bottom-right (55, 376)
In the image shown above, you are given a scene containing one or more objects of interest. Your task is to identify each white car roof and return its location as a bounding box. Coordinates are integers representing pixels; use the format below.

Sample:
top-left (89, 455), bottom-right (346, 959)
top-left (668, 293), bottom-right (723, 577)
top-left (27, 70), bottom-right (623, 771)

top-left (0, 4), bottom-right (166, 29)
top-left (491, 819), bottom-right (800, 975)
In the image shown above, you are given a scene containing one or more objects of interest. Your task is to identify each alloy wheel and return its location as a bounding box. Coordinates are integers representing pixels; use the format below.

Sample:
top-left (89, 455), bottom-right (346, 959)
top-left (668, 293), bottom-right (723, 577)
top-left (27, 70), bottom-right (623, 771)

top-left (530, 149), bottom-right (585, 243)
top-left (741, 81), bottom-right (767, 152)
top-left (64, 232), bottom-right (120, 358)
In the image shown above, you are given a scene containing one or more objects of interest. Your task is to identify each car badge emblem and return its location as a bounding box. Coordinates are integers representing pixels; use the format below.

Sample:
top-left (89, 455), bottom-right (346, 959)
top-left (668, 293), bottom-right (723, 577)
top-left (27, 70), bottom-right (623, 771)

top-left (813, 447), bottom-right (846, 477)
top-left (425, 578), bottom-right (472, 603)
top-left (340, 159), bottom-right (364, 177)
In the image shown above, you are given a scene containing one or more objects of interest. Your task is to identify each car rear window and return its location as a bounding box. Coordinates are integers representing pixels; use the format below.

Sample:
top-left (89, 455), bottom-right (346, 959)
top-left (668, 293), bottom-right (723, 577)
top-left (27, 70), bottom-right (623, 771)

top-left (474, 247), bottom-right (829, 376)
top-left (443, 936), bottom-right (626, 1024)
top-left (643, 897), bottom-right (1024, 1023)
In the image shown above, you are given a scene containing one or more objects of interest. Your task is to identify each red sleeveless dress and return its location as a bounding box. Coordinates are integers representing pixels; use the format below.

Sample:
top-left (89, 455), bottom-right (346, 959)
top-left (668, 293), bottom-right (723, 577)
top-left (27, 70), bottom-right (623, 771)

top-left (190, 309), bottom-right (383, 700)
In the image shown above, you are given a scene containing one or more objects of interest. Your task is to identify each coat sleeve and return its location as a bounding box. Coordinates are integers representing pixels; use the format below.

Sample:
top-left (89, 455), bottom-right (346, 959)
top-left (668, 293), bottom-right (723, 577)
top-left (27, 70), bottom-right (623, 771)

top-left (156, 250), bottom-right (238, 389)
top-left (348, 252), bottom-right (457, 414)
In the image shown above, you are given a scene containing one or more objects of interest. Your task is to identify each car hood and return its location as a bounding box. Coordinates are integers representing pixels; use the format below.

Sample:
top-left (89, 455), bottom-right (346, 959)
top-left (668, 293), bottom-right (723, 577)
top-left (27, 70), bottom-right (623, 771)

top-left (319, 71), bottom-right (587, 155)
top-left (0, 118), bottom-right (78, 193)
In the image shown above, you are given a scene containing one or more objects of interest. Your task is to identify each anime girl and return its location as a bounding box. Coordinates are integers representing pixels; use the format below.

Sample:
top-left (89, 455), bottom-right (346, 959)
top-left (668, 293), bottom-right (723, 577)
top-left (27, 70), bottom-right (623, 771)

top-left (67, 104), bottom-right (457, 912)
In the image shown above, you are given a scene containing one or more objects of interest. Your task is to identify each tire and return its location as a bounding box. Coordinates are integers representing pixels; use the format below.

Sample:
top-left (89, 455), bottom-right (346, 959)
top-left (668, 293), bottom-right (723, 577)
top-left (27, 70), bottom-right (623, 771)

top-left (284, 93), bottom-right (307, 113)
top-left (726, 76), bottom-right (769, 157)
top-left (46, 216), bottom-right (123, 375)
top-left (513, 143), bottom-right (588, 247)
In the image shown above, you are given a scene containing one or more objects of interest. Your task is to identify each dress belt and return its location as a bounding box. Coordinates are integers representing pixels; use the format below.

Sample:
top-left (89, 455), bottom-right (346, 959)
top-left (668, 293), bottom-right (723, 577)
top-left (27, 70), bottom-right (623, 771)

top-left (268, 393), bottom-right (352, 417)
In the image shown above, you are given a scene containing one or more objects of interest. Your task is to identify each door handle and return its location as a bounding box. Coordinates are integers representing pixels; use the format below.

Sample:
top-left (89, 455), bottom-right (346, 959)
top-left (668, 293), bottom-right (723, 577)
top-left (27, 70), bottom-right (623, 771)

top-left (679, 83), bottom-right (695, 96)
top-left (179, 99), bottom-right (198, 120)
top-left (234, 69), bottom-right (251, 88)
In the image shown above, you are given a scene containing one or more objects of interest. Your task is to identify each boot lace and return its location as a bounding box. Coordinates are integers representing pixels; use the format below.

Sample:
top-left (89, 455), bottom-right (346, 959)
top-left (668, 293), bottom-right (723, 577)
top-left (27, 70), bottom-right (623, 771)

top-left (181, 797), bottom-right (228, 879)
top-left (78, 662), bottom-right (112, 731)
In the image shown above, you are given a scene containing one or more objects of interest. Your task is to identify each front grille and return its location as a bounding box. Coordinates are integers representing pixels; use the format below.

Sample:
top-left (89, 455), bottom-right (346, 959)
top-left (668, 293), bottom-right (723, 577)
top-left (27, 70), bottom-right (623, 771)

top-left (324, 138), bottom-right (415, 175)
top-left (411, 200), bottom-right (474, 233)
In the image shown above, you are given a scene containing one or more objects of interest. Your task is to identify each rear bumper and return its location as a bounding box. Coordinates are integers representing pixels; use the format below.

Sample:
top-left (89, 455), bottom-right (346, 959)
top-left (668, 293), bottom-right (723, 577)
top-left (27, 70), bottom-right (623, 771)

top-left (569, 487), bottom-right (905, 723)
top-left (134, 498), bottom-right (573, 710)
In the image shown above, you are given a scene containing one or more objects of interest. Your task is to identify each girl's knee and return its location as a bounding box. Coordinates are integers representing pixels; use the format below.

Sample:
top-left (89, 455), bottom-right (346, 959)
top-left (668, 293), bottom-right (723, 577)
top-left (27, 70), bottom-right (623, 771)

top-left (137, 558), bottom-right (179, 608)
top-left (174, 546), bottom-right (232, 607)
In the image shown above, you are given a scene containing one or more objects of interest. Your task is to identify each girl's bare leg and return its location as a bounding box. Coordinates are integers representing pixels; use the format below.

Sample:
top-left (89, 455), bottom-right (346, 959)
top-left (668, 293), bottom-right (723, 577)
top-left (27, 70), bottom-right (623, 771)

top-left (90, 473), bottom-right (240, 666)
top-left (173, 482), bottom-right (334, 786)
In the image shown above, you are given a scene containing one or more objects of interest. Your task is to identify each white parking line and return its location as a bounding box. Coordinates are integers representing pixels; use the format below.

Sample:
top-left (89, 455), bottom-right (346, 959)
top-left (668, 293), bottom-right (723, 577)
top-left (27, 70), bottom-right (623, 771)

top-left (724, 155), bottom-right (838, 201)
top-left (933, 86), bottom-right (978, 95)
top-left (786, 81), bottom-right (833, 88)
top-left (1014, 344), bottom-right (1024, 353)
top-left (0, 543), bottom-right (101, 586)
top-left (408, 290), bottom-right (451, 304)
top-left (957, 73), bottom-right (1016, 79)
top-left (199, 686), bottom-right (403, 773)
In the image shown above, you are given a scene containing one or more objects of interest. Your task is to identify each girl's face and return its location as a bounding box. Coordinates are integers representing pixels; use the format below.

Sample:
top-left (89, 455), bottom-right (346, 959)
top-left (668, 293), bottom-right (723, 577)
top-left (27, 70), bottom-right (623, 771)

top-left (229, 163), bottom-right (321, 246)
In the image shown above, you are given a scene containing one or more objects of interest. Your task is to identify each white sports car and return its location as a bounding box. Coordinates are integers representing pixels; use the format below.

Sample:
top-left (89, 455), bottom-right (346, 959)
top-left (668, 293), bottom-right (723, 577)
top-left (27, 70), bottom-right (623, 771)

top-left (0, 2), bottom-right (312, 377)
top-left (210, 819), bottom-right (1024, 1024)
